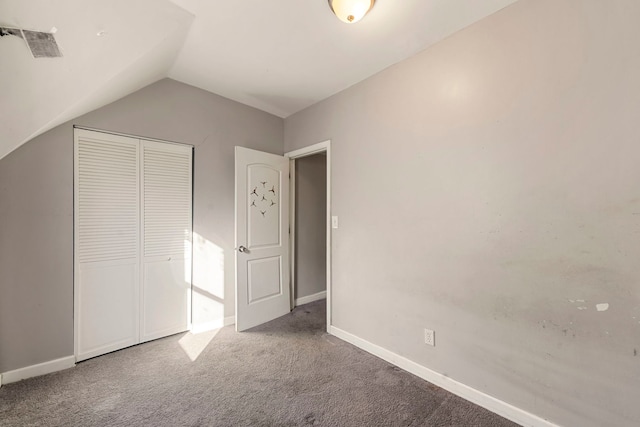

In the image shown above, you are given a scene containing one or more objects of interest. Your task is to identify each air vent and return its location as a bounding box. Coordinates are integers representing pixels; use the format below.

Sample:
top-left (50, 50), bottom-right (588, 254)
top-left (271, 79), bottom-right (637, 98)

top-left (0, 27), bottom-right (22, 38)
top-left (0, 26), bottom-right (62, 58)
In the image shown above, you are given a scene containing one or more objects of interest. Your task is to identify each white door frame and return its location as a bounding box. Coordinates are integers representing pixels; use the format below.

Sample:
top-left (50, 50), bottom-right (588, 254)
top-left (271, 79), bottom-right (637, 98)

top-left (285, 140), bottom-right (331, 332)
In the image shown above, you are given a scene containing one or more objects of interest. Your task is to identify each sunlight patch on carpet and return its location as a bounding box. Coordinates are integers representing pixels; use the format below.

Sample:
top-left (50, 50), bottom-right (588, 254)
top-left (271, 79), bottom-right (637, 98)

top-left (178, 329), bottom-right (219, 361)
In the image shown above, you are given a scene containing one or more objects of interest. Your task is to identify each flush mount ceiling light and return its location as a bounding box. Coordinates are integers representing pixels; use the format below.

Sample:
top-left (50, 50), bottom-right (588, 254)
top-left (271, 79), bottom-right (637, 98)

top-left (328, 0), bottom-right (375, 24)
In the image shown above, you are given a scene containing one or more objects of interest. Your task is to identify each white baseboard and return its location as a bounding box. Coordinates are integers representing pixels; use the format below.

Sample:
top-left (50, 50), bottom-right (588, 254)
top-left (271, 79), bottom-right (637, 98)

top-left (295, 290), bottom-right (327, 307)
top-left (0, 356), bottom-right (75, 385)
top-left (190, 316), bottom-right (235, 334)
top-left (329, 326), bottom-right (559, 427)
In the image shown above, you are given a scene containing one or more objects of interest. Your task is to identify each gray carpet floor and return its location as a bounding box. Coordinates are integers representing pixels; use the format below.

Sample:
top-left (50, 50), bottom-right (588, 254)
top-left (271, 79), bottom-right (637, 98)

top-left (0, 300), bottom-right (519, 426)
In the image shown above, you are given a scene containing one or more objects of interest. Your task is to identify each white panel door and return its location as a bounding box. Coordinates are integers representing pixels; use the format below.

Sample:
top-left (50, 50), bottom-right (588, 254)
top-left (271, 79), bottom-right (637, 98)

top-left (140, 140), bottom-right (193, 342)
top-left (74, 129), bottom-right (140, 362)
top-left (235, 147), bottom-right (290, 331)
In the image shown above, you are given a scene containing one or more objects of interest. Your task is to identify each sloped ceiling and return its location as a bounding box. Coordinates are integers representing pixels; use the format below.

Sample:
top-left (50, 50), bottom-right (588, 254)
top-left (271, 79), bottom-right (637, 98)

top-left (0, 0), bottom-right (518, 160)
top-left (169, 0), bottom-right (519, 118)
top-left (0, 0), bottom-right (193, 160)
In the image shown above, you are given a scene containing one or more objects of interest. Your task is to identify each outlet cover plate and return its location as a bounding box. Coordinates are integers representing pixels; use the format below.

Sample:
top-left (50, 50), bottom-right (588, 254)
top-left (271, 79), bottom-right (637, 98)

top-left (424, 328), bottom-right (435, 346)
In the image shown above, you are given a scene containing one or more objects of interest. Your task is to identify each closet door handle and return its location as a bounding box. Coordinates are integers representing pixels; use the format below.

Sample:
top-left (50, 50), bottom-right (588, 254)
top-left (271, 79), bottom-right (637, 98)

top-left (238, 245), bottom-right (248, 253)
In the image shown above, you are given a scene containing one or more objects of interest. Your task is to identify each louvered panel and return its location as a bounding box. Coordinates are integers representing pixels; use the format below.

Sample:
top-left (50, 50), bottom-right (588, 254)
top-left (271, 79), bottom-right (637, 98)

top-left (77, 136), bottom-right (138, 263)
top-left (75, 128), bottom-right (194, 362)
top-left (143, 142), bottom-right (192, 258)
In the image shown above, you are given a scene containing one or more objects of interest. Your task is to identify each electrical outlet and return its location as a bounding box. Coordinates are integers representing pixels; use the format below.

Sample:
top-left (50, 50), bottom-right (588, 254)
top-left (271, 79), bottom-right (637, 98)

top-left (424, 328), bottom-right (435, 346)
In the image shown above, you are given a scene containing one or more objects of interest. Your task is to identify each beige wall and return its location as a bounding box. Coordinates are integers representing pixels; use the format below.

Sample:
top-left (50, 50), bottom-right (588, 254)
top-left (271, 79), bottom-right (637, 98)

top-left (0, 78), bottom-right (283, 373)
top-left (294, 154), bottom-right (327, 300)
top-left (285, 1), bottom-right (640, 426)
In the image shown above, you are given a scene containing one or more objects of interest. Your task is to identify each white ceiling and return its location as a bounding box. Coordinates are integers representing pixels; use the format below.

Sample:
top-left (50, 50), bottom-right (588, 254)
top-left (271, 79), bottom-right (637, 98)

top-left (0, 0), bottom-right (518, 160)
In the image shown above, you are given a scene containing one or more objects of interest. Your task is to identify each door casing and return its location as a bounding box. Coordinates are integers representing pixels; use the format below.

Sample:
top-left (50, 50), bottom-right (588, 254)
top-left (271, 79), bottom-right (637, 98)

top-left (285, 140), bottom-right (332, 332)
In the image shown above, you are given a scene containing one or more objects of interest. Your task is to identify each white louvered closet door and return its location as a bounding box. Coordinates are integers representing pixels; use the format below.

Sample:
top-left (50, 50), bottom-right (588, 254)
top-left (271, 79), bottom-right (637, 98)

top-left (75, 130), bottom-right (140, 361)
top-left (140, 140), bottom-right (192, 342)
top-left (75, 129), bottom-right (192, 362)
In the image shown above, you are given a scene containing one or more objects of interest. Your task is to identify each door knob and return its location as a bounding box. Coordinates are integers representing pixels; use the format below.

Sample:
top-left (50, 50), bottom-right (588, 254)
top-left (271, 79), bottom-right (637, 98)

top-left (238, 245), bottom-right (248, 253)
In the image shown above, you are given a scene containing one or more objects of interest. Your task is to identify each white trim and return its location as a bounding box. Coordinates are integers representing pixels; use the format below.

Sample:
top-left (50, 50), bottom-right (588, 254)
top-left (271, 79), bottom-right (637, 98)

top-left (285, 141), bottom-right (329, 158)
top-left (295, 291), bottom-right (327, 307)
top-left (285, 140), bottom-right (332, 332)
top-left (73, 125), bottom-right (193, 148)
top-left (190, 316), bottom-right (235, 334)
top-left (289, 158), bottom-right (296, 311)
top-left (73, 131), bottom-right (79, 361)
top-left (329, 326), bottom-right (560, 427)
top-left (326, 143), bottom-right (331, 332)
top-left (0, 356), bottom-right (75, 385)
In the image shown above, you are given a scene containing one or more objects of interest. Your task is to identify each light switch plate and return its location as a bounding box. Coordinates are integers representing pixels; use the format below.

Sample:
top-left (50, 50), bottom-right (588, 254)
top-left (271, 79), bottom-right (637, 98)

top-left (332, 216), bottom-right (339, 229)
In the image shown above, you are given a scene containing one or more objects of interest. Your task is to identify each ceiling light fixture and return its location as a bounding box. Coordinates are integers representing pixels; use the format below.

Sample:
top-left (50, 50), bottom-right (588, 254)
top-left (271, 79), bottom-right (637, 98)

top-left (328, 0), bottom-right (375, 24)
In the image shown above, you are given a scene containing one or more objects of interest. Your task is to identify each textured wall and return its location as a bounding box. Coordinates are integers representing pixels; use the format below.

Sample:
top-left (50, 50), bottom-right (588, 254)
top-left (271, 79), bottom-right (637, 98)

top-left (0, 78), bottom-right (283, 373)
top-left (294, 154), bottom-right (327, 300)
top-left (285, 1), bottom-right (640, 425)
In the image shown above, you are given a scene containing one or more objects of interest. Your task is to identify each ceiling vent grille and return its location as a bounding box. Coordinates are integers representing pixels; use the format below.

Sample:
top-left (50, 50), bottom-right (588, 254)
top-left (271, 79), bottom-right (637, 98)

top-left (0, 27), bottom-right (62, 58)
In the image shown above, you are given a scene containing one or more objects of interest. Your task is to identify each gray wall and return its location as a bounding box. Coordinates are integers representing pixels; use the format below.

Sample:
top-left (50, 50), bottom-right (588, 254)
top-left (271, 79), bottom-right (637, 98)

top-left (284, 1), bottom-right (640, 426)
top-left (294, 154), bottom-right (327, 301)
top-left (0, 78), bottom-right (283, 373)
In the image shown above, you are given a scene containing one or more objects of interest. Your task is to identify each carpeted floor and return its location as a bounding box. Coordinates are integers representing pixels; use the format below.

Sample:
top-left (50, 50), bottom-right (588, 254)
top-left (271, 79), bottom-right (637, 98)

top-left (0, 300), bottom-right (519, 426)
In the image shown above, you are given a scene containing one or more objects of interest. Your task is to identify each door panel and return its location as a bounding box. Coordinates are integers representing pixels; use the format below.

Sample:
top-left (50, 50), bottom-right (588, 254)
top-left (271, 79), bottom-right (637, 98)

top-left (235, 147), bottom-right (290, 331)
top-left (141, 140), bottom-right (192, 342)
top-left (141, 259), bottom-right (190, 342)
top-left (248, 256), bottom-right (282, 303)
top-left (75, 130), bottom-right (139, 362)
top-left (77, 262), bottom-right (138, 360)
top-left (247, 165), bottom-right (281, 248)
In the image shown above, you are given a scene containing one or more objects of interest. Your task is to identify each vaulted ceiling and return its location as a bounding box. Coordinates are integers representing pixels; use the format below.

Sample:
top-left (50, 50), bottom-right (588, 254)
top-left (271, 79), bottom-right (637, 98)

top-left (0, 0), bottom-right (518, 160)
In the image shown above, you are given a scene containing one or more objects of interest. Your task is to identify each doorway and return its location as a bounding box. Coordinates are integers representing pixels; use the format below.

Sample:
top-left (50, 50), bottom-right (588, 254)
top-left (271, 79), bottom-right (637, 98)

top-left (286, 141), bottom-right (331, 331)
